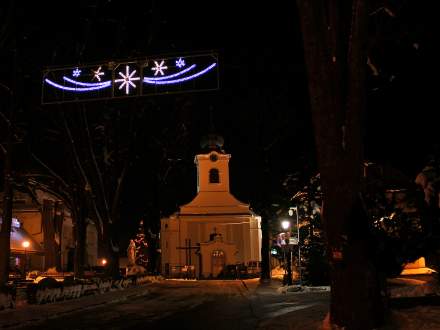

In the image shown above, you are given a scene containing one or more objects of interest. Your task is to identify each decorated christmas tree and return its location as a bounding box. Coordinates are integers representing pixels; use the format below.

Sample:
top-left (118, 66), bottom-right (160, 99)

top-left (133, 220), bottom-right (149, 269)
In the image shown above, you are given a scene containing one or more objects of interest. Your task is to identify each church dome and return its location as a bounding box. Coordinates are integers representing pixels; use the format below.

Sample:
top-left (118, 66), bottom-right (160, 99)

top-left (200, 134), bottom-right (224, 153)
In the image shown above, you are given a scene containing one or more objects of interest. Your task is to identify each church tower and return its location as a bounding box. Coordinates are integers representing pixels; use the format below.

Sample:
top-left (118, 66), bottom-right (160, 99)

top-left (196, 134), bottom-right (230, 193)
top-left (179, 134), bottom-right (250, 214)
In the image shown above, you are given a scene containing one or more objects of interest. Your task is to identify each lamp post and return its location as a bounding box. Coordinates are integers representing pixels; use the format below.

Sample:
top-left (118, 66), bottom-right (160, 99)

top-left (281, 220), bottom-right (293, 286)
top-left (22, 241), bottom-right (30, 276)
top-left (289, 206), bottom-right (302, 286)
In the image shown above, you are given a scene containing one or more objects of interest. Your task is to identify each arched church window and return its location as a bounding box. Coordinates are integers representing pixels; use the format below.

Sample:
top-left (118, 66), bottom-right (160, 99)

top-left (209, 168), bottom-right (220, 183)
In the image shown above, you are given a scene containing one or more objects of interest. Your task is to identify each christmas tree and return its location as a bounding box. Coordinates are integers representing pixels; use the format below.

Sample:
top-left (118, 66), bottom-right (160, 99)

top-left (133, 220), bottom-right (149, 269)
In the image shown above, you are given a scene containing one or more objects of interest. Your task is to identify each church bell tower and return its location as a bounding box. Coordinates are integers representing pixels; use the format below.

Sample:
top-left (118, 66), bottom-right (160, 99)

top-left (196, 134), bottom-right (230, 193)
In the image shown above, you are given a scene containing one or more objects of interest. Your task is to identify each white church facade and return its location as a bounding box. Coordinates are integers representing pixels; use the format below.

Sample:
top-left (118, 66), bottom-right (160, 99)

top-left (160, 137), bottom-right (262, 278)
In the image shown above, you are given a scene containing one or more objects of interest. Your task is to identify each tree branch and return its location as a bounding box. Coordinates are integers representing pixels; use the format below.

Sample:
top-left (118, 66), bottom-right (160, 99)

top-left (81, 105), bottom-right (110, 220)
top-left (31, 153), bottom-right (70, 189)
top-left (62, 111), bottom-right (104, 235)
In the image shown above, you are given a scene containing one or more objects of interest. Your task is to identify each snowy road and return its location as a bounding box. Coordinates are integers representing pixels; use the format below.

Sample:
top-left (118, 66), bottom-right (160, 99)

top-left (13, 280), bottom-right (330, 330)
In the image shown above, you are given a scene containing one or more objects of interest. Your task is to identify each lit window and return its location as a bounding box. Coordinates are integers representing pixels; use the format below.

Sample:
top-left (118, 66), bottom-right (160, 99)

top-left (209, 168), bottom-right (220, 183)
top-left (212, 250), bottom-right (225, 257)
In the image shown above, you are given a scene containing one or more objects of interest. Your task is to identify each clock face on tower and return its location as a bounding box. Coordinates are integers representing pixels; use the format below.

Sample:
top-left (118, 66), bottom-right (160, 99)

top-left (210, 153), bottom-right (218, 162)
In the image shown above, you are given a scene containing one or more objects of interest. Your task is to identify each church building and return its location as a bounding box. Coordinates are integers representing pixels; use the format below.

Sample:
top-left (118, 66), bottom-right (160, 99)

top-left (160, 135), bottom-right (262, 278)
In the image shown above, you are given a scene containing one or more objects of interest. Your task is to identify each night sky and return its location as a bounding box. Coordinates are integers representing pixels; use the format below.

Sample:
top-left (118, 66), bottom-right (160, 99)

top-left (0, 1), bottom-right (436, 246)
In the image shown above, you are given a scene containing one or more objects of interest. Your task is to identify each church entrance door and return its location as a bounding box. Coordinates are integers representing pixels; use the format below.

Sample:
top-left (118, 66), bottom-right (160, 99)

top-left (211, 250), bottom-right (225, 277)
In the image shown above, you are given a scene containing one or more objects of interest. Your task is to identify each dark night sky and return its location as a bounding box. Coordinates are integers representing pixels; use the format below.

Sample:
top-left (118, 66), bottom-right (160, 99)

top-left (0, 1), bottom-right (437, 244)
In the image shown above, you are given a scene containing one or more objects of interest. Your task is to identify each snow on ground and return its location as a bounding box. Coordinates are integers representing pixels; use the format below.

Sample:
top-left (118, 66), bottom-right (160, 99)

top-left (277, 285), bottom-right (330, 294)
top-left (388, 276), bottom-right (440, 298)
top-left (2, 276), bottom-right (440, 330)
top-left (390, 305), bottom-right (440, 330)
top-left (273, 275), bottom-right (440, 329)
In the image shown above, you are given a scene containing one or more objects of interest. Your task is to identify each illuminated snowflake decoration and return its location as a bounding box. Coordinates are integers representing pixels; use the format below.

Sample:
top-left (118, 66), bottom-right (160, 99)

top-left (115, 65), bottom-right (140, 95)
top-left (72, 68), bottom-right (81, 77)
top-left (175, 58), bottom-right (185, 68)
top-left (151, 60), bottom-right (168, 76)
top-left (92, 66), bottom-right (105, 81)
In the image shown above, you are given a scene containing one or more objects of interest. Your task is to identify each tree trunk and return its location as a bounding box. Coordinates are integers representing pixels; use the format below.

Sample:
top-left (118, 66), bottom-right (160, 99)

top-left (0, 132), bottom-right (13, 287)
top-left (0, 41), bottom-right (15, 288)
top-left (260, 213), bottom-right (271, 282)
top-left (103, 221), bottom-right (120, 279)
top-left (296, 0), bottom-right (386, 328)
top-left (42, 199), bottom-right (58, 270)
top-left (54, 201), bottom-right (64, 271)
top-left (72, 200), bottom-right (86, 278)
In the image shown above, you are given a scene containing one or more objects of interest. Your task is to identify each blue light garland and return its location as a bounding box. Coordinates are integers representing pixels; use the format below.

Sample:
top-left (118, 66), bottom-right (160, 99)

top-left (63, 76), bottom-right (111, 87)
top-left (45, 78), bottom-right (111, 92)
top-left (44, 58), bottom-right (218, 94)
top-left (143, 63), bottom-right (217, 85)
top-left (143, 64), bottom-right (196, 81)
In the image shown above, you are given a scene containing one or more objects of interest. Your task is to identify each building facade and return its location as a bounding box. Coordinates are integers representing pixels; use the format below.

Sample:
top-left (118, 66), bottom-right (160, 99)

top-left (0, 190), bottom-right (98, 274)
top-left (161, 139), bottom-right (262, 278)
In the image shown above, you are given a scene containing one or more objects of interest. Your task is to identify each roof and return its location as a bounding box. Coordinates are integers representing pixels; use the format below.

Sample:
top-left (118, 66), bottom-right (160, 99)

top-left (179, 191), bottom-right (252, 215)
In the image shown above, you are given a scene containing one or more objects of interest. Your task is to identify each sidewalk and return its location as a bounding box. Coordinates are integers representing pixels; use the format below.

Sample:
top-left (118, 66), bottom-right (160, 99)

top-left (249, 279), bottom-right (330, 330)
top-left (247, 278), bottom-right (330, 295)
top-left (0, 284), bottom-right (152, 329)
top-left (252, 276), bottom-right (440, 330)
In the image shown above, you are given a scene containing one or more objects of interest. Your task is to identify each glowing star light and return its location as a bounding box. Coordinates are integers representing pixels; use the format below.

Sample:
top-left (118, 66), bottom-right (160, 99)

top-left (151, 60), bottom-right (168, 76)
top-left (175, 58), bottom-right (185, 68)
top-left (72, 68), bottom-right (81, 77)
top-left (92, 66), bottom-right (105, 81)
top-left (115, 65), bottom-right (140, 95)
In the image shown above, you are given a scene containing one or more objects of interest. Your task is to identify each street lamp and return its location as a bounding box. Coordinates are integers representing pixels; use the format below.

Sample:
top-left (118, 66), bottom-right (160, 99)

top-left (289, 206), bottom-right (302, 286)
top-left (280, 219), bottom-right (293, 286)
top-left (22, 240), bottom-right (30, 276)
top-left (281, 220), bottom-right (290, 231)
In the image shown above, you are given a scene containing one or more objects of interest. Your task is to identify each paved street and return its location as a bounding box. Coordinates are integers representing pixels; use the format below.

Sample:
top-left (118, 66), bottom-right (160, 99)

top-left (3, 280), bottom-right (330, 330)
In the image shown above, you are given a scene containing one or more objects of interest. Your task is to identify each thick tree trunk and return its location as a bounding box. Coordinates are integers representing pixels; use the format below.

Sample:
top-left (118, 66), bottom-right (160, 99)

top-left (0, 45), bottom-right (15, 288)
top-left (296, 0), bottom-right (386, 328)
top-left (260, 213), bottom-right (271, 282)
top-left (0, 116), bottom-right (13, 288)
top-left (103, 221), bottom-right (120, 279)
top-left (0, 162), bottom-right (13, 287)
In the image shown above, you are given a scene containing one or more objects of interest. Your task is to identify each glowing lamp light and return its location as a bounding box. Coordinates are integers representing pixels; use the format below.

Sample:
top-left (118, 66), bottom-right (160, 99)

top-left (281, 220), bottom-right (291, 230)
top-left (22, 241), bottom-right (30, 249)
top-left (101, 258), bottom-right (108, 266)
top-left (288, 206), bottom-right (298, 217)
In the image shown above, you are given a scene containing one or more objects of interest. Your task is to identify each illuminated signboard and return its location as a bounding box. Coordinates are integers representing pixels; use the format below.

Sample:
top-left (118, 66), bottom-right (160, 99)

top-left (42, 53), bottom-right (219, 104)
